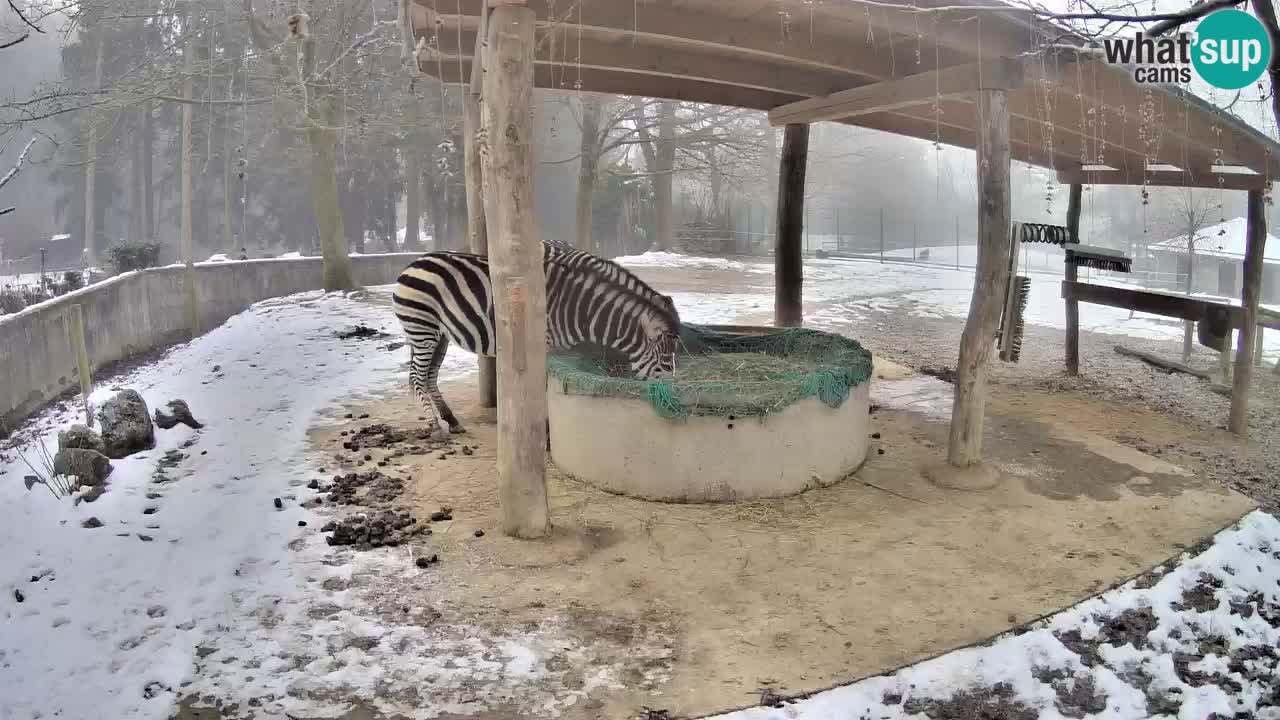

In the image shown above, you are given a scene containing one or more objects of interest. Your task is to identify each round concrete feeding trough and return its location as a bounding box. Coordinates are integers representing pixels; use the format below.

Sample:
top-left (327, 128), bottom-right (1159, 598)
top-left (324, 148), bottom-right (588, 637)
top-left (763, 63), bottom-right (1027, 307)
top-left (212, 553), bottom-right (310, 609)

top-left (546, 324), bottom-right (873, 503)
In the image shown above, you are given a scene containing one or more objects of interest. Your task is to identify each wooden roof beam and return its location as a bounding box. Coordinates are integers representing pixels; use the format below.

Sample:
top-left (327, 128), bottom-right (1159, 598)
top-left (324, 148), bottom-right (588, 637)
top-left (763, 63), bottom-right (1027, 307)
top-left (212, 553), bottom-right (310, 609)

top-left (767, 58), bottom-right (1026, 126)
top-left (427, 28), bottom-right (874, 100)
top-left (1058, 168), bottom-right (1271, 190)
top-left (415, 1), bottom-right (975, 85)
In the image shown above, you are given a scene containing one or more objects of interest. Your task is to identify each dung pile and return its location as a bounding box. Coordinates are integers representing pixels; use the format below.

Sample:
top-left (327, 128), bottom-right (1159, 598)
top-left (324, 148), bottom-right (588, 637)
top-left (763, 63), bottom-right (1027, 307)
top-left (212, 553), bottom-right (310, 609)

top-left (327, 470), bottom-right (404, 506)
top-left (321, 510), bottom-right (423, 548)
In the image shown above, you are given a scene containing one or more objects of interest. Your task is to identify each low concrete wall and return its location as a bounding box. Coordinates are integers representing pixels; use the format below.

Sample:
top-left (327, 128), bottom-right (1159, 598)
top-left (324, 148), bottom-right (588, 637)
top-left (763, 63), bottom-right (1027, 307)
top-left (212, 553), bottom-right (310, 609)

top-left (548, 380), bottom-right (871, 503)
top-left (0, 253), bottom-right (419, 431)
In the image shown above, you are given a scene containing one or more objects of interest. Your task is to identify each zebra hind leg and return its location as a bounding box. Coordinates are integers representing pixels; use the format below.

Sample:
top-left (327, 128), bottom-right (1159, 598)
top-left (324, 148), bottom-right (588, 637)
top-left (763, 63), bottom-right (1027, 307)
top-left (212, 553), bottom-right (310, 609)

top-left (426, 333), bottom-right (466, 435)
top-left (407, 332), bottom-right (449, 440)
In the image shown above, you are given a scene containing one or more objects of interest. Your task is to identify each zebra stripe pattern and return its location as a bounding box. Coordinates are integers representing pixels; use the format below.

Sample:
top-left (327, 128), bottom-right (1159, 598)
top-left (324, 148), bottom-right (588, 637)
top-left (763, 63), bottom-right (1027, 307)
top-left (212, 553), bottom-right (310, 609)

top-left (392, 243), bottom-right (681, 436)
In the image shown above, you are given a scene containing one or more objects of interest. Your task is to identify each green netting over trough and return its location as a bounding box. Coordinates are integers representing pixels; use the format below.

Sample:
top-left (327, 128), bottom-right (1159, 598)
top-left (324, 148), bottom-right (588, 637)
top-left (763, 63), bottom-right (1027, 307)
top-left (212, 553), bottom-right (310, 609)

top-left (546, 324), bottom-right (873, 420)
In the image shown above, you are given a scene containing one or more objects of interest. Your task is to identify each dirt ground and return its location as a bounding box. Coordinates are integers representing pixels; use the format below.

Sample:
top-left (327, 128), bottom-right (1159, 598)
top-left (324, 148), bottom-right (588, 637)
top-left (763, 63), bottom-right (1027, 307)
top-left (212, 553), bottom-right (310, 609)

top-left (291, 370), bottom-right (1252, 719)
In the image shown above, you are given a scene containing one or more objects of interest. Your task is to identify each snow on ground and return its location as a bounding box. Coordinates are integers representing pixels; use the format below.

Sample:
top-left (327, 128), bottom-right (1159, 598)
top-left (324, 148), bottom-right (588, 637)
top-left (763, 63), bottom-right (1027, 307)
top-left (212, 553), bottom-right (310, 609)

top-left (617, 250), bottom-right (1280, 365)
top-left (3, 254), bottom-right (1279, 719)
top-left (709, 510), bottom-right (1280, 720)
top-left (0, 289), bottom-right (476, 720)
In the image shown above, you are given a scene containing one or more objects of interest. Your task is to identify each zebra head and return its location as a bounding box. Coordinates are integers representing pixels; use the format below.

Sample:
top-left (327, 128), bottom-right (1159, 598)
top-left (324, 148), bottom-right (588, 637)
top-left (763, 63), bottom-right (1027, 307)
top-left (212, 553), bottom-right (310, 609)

top-left (631, 295), bottom-right (681, 379)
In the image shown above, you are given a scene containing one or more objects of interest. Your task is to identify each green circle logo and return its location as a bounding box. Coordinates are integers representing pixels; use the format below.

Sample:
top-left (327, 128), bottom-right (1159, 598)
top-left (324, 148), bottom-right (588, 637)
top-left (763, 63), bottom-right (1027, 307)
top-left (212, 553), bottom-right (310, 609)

top-left (1192, 9), bottom-right (1272, 90)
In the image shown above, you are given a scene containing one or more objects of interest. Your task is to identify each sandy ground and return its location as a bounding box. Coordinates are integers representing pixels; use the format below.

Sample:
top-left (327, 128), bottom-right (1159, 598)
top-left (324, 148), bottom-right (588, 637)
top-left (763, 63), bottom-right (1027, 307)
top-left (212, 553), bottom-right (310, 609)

top-left (279, 361), bottom-right (1253, 719)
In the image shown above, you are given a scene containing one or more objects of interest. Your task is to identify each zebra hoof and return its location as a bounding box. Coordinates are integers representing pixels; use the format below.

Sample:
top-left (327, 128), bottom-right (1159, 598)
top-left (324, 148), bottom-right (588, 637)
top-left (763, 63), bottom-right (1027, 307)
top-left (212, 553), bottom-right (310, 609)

top-left (428, 426), bottom-right (450, 442)
top-left (449, 425), bottom-right (467, 435)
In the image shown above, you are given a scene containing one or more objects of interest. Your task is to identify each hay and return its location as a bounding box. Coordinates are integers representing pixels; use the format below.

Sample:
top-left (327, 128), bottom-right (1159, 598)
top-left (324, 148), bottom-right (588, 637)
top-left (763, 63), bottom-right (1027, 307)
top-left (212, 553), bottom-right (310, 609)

top-left (547, 325), bottom-right (873, 420)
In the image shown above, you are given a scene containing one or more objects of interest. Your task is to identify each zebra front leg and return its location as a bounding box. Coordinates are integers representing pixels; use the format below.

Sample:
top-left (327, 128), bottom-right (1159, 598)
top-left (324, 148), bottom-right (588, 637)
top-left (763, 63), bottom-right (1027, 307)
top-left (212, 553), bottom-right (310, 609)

top-left (427, 333), bottom-right (466, 435)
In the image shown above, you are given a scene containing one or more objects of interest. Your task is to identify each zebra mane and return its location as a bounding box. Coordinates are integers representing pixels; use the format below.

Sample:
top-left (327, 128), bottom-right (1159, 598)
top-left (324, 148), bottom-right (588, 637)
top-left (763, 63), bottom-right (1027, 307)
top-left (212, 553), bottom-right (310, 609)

top-left (542, 242), bottom-right (680, 330)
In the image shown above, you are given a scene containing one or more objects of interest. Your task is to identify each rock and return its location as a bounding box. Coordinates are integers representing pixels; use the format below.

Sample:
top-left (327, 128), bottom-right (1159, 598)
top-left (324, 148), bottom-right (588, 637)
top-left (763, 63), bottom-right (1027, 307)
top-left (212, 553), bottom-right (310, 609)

top-left (153, 399), bottom-right (203, 431)
top-left (53, 448), bottom-right (114, 487)
top-left (474, 529), bottom-right (484, 537)
top-left (97, 390), bottom-right (155, 458)
top-left (14, 589), bottom-right (24, 603)
top-left (273, 498), bottom-right (283, 509)
top-left (82, 516), bottom-right (103, 529)
top-left (58, 424), bottom-right (105, 453)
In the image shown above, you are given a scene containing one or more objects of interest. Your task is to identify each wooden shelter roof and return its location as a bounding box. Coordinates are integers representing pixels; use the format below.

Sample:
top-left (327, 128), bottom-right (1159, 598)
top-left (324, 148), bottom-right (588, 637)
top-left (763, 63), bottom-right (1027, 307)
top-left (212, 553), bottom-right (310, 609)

top-left (410, 0), bottom-right (1280, 189)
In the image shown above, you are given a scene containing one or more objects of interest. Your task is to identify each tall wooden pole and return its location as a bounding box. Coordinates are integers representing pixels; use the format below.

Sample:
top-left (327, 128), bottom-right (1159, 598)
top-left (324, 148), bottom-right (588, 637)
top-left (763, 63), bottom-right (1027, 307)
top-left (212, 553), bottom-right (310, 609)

top-left (465, 10), bottom-right (496, 409)
top-left (1064, 183), bottom-right (1083, 375)
top-left (947, 88), bottom-right (1011, 468)
top-left (1229, 188), bottom-right (1268, 436)
top-left (481, 2), bottom-right (549, 539)
top-left (774, 123), bottom-right (808, 328)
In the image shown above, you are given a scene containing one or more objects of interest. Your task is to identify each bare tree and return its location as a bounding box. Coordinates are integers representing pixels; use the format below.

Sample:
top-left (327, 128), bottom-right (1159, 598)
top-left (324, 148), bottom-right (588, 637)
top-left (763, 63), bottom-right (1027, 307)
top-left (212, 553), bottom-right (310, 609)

top-left (1168, 189), bottom-right (1217, 360)
top-left (0, 136), bottom-right (36, 216)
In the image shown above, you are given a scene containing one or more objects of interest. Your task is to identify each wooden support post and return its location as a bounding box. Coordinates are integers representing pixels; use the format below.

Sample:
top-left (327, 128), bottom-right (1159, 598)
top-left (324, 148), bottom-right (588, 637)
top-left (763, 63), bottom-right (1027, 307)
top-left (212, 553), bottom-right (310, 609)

top-left (66, 304), bottom-right (93, 427)
top-left (774, 123), bottom-right (808, 328)
top-left (464, 47), bottom-right (497, 409)
top-left (1229, 188), bottom-right (1267, 436)
top-left (481, 2), bottom-right (549, 538)
top-left (1064, 183), bottom-right (1083, 376)
top-left (947, 88), bottom-right (1011, 468)
top-left (1254, 326), bottom-right (1265, 367)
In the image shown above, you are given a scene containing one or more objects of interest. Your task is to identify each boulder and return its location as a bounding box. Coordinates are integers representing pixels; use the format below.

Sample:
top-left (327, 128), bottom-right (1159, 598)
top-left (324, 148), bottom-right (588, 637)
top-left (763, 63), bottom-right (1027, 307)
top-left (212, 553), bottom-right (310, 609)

top-left (53, 448), bottom-right (113, 487)
top-left (153, 399), bottom-right (204, 430)
top-left (97, 389), bottom-right (155, 458)
top-left (58, 424), bottom-right (105, 453)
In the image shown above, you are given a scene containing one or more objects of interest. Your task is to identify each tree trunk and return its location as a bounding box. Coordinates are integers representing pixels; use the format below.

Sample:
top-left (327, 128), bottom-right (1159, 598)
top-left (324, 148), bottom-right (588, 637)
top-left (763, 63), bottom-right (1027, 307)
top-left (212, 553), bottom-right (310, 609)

top-left (129, 113), bottom-right (143, 243)
top-left (309, 126), bottom-right (356, 287)
top-left (481, 3), bottom-right (550, 539)
top-left (142, 100), bottom-right (154, 242)
top-left (181, 30), bottom-right (198, 334)
top-left (223, 99), bottom-right (236, 253)
top-left (404, 149), bottom-right (421, 250)
top-left (382, 191), bottom-right (397, 253)
top-left (576, 98), bottom-right (602, 250)
top-left (948, 89), bottom-right (1011, 469)
top-left (83, 29), bottom-right (105, 265)
top-left (774, 124), bottom-right (808, 328)
top-left (653, 101), bottom-right (676, 251)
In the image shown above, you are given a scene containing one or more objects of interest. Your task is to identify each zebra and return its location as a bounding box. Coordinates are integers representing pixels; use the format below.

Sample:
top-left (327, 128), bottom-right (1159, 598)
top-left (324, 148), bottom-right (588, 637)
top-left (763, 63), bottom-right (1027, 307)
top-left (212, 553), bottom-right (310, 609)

top-left (392, 243), bottom-right (682, 438)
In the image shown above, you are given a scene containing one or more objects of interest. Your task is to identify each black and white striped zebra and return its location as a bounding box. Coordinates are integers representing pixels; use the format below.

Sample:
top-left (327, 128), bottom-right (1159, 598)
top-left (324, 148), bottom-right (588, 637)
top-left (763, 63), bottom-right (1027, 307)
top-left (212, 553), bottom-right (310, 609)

top-left (392, 243), bottom-right (681, 437)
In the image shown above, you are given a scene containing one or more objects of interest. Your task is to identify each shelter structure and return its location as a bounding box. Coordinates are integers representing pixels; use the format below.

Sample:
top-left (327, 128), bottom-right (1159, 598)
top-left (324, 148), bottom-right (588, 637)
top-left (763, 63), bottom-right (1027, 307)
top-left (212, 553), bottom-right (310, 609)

top-left (408, 0), bottom-right (1280, 536)
top-left (1149, 217), bottom-right (1280, 302)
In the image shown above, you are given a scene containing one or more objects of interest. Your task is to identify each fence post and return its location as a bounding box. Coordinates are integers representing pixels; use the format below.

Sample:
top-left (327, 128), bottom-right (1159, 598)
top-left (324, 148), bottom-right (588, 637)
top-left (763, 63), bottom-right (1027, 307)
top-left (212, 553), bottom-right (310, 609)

top-left (66, 304), bottom-right (93, 427)
top-left (879, 208), bottom-right (885, 263)
top-left (955, 215), bottom-right (960, 269)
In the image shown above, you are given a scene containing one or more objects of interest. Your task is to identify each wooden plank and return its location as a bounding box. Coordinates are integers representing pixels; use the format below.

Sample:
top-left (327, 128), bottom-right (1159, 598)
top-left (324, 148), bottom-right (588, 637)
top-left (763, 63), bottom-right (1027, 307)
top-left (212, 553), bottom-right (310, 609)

top-left (1058, 169), bottom-right (1270, 191)
top-left (948, 88), bottom-right (1010, 469)
top-left (1061, 280), bottom-right (1280, 333)
top-left (1064, 184), bottom-right (1082, 375)
top-left (1114, 345), bottom-right (1213, 380)
top-left (1229, 189), bottom-right (1267, 436)
top-left (767, 59), bottom-right (1025, 126)
top-left (774, 123), bottom-right (808, 328)
top-left (481, 3), bottom-right (549, 539)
